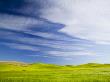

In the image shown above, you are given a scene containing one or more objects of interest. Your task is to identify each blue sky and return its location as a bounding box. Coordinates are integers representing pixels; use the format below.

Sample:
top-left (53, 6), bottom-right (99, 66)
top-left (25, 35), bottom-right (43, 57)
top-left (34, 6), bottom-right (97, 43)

top-left (0, 0), bottom-right (110, 65)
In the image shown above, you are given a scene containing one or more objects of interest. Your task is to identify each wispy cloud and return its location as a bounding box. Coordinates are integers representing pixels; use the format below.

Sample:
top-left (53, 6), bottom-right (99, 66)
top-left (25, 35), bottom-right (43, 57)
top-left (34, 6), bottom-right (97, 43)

top-left (47, 50), bottom-right (97, 57)
top-left (0, 0), bottom-right (98, 62)
top-left (3, 43), bottom-right (39, 51)
top-left (0, 14), bottom-right (44, 31)
top-left (42, 0), bottom-right (110, 44)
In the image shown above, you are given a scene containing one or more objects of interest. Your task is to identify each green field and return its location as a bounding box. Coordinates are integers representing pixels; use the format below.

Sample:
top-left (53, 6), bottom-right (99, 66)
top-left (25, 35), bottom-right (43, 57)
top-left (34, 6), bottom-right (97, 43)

top-left (1, 61), bottom-right (110, 82)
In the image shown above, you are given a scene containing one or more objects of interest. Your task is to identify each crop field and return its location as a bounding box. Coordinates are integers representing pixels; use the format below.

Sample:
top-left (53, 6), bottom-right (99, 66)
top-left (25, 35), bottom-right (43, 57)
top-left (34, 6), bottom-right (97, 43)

top-left (0, 62), bottom-right (110, 82)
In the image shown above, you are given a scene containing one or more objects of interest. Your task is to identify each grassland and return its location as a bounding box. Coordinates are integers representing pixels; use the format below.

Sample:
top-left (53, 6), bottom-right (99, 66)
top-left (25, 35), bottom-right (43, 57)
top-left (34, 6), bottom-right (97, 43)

top-left (0, 61), bottom-right (110, 82)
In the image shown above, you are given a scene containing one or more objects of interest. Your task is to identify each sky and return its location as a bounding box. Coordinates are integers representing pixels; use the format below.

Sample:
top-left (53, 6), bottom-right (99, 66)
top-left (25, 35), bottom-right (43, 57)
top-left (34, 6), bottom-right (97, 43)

top-left (0, 0), bottom-right (110, 65)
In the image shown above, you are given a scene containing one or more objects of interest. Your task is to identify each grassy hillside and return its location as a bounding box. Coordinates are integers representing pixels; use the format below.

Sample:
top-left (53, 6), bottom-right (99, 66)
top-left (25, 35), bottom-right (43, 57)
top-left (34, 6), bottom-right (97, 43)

top-left (76, 63), bottom-right (110, 68)
top-left (1, 61), bottom-right (110, 82)
top-left (0, 61), bottom-right (63, 71)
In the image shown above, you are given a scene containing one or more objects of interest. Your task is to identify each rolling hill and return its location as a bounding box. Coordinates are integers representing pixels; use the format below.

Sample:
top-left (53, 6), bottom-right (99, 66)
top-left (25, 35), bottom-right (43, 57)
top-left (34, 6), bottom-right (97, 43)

top-left (1, 61), bottom-right (110, 82)
top-left (0, 61), bottom-right (110, 71)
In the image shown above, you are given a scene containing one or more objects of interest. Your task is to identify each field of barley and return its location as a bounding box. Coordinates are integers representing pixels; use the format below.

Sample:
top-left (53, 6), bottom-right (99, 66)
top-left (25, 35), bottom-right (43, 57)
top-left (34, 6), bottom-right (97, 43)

top-left (0, 62), bottom-right (110, 82)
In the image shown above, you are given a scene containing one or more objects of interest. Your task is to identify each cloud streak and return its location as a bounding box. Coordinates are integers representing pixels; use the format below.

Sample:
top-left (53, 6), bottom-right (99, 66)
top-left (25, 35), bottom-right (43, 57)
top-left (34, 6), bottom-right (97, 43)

top-left (42, 0), bottom-right (110, 44)
top-left (0, 0), bottom-right (98, 62)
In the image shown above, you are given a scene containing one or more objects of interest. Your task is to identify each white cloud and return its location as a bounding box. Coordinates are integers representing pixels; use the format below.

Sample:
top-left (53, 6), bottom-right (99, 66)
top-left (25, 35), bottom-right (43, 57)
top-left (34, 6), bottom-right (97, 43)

top-left (64, 57), bottom-right (73, 60)
top-left (41, 0), bottom-right (110, 44)
top-left (0, 14), bottom-right (42, 30)
top-left (48, 50), bottom-right (97, 57)
top-left (25, 31), bottom-right (73, 41)
top-left (11, 36), bottom-right (90, 51)
top-left (4, 43), bottom-right (39, 51)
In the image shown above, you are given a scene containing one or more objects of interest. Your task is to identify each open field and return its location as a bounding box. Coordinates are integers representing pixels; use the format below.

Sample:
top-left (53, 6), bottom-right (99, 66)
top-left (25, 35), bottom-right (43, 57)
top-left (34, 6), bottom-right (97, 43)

top-left (0, 62), bottom-right (110, 82)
